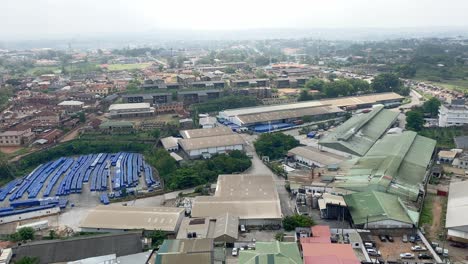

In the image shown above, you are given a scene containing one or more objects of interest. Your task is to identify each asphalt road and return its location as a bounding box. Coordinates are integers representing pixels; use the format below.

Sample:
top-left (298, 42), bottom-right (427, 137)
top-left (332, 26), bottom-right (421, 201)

top-left (241, 133), bottom-right (295, 217)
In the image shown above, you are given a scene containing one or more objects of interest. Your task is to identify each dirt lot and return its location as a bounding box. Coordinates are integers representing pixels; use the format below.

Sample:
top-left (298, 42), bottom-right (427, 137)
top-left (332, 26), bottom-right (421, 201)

top-left (372, 235), bottom-right (432, 263)
top-left (0, 146), bottom-right (22, 154)
top-left (428, 195), bottom-right (445, 240)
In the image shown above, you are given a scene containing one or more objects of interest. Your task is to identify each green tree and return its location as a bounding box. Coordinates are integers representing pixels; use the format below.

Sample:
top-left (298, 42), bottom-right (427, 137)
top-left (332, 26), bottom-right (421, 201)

top-left (283, 214), bottom-right (315, 231)
top-left (126, 83), bottom-right (139, 91)
top-left (254, 55), bottom-right (270, 66)
top-left (254, 133), bottom-right (300, 160)
top-left (422, 97), bottom-right (441, 118)
top-left (406, 110), bottom-right (424, 131)
top-left (0, 152), bottom-right (15, 183)
top-left (298, 90), bottom-right (313, 101)
top-left (18, 227), bottom-right (35, 241)
top-left (371, 73), bottom-right (401, 93)
top-left (224, 66), bottom-right (236, 74)
top-left (395, 64), bottom-right (417, 78)
top-left (14, 256), bottom-right (40, 264)
top-left (255, 69), bottom-right (268, 78)
top-left (151, 129), bottom-right (161, 140)
top-left (305, 78), bottom-right (325, 91)
top-left (327, 73), bottom-right (338, 81)
top-left (147, 230), bottom-right (167, 248)
top-left (275, 232), bottom-right (285, 241)
top-left (78, 112), bottom-right (86, 123)
top-left (323, 80), bottom-right (354, 97)
top-left (167, 57), bottom-right (176, 69)
top-left (48, 230), bottom-right (57, 239)
top-left (348, 78), bottom-right (371, 94)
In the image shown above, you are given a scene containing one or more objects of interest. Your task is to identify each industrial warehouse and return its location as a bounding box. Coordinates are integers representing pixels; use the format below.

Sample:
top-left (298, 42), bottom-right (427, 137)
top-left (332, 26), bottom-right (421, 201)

top-left (108, 102), bottom-right (155, 118)
top-left (191, 174), bottom-right (282, 226)
top-left (80, 205), bottom-right (185, 234)
top-left (318, 105), bottom-right (399, 156)
top-left (219, 92), bottom-right (403, 132)
top-left (178, 127), bottom-right (245, 159)
top-left (332, 131), bottom-right (436, 202)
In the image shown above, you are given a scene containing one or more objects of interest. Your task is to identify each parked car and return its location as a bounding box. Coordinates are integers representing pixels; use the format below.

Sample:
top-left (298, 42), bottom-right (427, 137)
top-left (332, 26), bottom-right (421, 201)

top-left (232, 248), bottom-right (238, 256)
top-left (431, 242), bottom-right (439, 248)
top-left (400, 253), bottom-right (415, 259)
top-left (367, 248), bottom-right (381, 257)
top-left (364, 242), bottom-right (374, 248)
top-left (418, 253), bottom-right (433, 259)
top-left (411, 245), bottom-right (427, 251)
top-left (240, 225), bottom-right (246, 232)
top-left (379, 235), bottom-right (387, 242)
top-left (409, 235), bottom-right (416, 243)
top-left (402, 235), bottom-right (408, 243)
top-left (386, 235), bottom-right (394, 242)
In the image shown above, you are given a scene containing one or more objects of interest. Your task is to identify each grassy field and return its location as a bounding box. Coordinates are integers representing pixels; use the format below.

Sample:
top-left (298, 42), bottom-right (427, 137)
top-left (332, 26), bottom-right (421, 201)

top-left (26, 66), bottom-right (61, 75)
top-left (106, 63), bottom-right (151, 71)
top-left (419, 126), bottom-right (468, 148)
top-left (419, 194), bottom-right (433, 226)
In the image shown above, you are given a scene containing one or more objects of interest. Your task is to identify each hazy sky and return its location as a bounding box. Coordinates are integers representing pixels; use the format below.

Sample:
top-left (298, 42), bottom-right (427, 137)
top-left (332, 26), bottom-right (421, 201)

top-left (3, 0), bottom-right (468, 39)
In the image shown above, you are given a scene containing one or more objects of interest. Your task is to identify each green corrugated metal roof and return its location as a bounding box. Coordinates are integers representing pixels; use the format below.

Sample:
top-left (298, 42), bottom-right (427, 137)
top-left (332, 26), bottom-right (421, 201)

top-left (239, 241), bottom-right (302, 264)
top-left (319, 105), bottom-right (399, 156)
top-left (344, 191), bottom-right (413, 225)
top-left (335, 131), bottom-right (436, 201)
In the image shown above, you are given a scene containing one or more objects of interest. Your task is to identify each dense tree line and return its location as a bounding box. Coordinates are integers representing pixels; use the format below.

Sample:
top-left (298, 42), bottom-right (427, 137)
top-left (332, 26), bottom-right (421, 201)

top-left (300, 73), bottom-right (409, 102)
top-left (283, 214), bottom-right (315, 231)
top-left (14, 140), bottom-right (150, 177)
top-left (254, 133), bottom-right (300, 160)
top-left (405, 97), bottom-right (441, 132)
top-left (147, 149), bottom-right (251, 190)
top-left (191, 95), bottom-right (258, 113)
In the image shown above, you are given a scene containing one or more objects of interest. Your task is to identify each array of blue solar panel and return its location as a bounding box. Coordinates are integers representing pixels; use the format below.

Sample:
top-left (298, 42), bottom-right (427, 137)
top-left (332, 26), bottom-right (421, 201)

top-left (1, 152), bottom-right (158, 207)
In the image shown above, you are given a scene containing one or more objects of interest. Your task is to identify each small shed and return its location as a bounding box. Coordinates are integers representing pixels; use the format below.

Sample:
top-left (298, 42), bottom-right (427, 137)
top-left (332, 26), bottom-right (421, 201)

top-left (213, 213), bottom-right (239, 245)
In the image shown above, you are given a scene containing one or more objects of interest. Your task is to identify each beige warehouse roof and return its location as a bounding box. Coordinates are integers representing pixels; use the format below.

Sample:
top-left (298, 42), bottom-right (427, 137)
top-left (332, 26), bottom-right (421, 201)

top-left (109, 103), bottom-right (150, 111)
top-left (180, 126), bottom-right (233, 139)
top-left (161, 136), bottom-right (179, 149)
top-left (288, 146), bottom-right (345, 166)
top-left (80, 205), bottom-right (184, 232)
top-left (191, 174), bottom-right (282, 220)
top-left (320, 92), bottom-right (403, 107)
top-left (446, 181), bottom-right (468, 229)
top-left (213, 213), bottom-right (239, 241)
top-left (438, 150), bottom-right (457, 159)
top-left (179, 134), bottom-right (245, 151)
top-left (237, 105), bottom-right (343, 125)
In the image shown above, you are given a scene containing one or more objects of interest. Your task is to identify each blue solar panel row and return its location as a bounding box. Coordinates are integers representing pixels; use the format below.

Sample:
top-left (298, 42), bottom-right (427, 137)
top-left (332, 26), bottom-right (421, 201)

top-left (1, 152), bottom-right (157, 205)
top-left (0, 204), bottom-right (56, 218)
top-left (0, 178), bottom-right (22, 201)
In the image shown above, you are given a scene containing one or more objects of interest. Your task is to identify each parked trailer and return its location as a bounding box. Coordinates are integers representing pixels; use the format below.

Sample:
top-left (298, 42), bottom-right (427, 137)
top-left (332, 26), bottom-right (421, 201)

top-left (0, 179), bottom-right (22, 201)
top-left (100, 193), bottom-right (109, 205)
top-left (16, 220), bottom-right (49, 231)
top-left (0, 205), bottom-right (60, 225)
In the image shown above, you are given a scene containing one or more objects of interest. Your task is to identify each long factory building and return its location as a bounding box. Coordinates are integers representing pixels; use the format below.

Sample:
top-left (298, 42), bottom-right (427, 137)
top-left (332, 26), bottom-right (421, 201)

top-left (219, 92), bottom-right (403, 130)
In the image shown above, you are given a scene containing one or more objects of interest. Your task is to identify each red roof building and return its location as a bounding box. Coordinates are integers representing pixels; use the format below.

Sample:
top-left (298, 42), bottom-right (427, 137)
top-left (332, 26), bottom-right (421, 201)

top-left (300, 225), bottom-right (331, 244)
top-left (302, 243), bottom-right (361, 264)
top-left (301, 225), bottom-right (361, 264)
